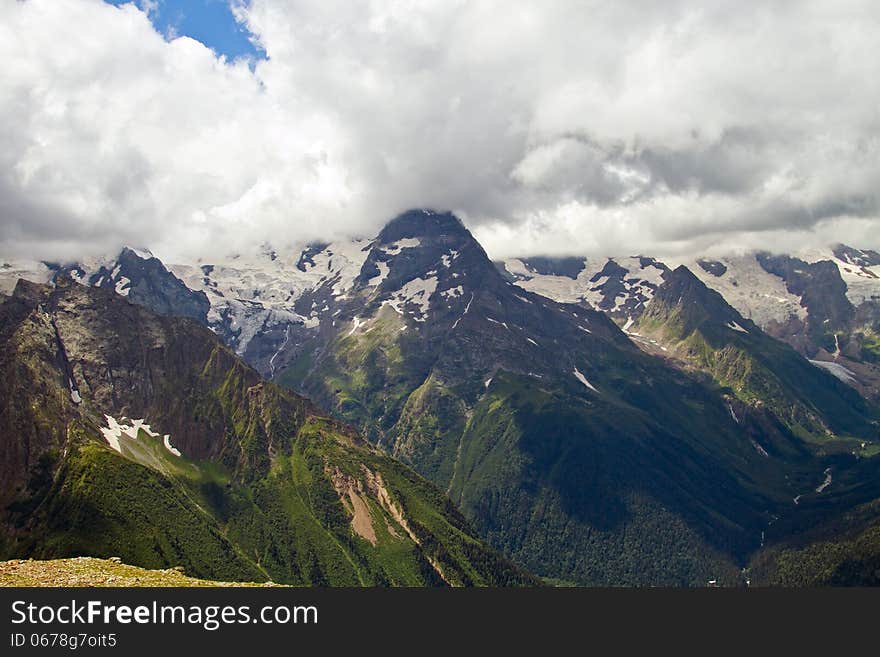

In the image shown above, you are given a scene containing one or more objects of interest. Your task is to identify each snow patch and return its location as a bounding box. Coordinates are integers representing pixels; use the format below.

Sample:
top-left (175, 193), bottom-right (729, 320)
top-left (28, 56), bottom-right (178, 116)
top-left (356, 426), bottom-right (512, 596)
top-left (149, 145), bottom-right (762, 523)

top-left (163, 435), bottom-right (182, 457)
top-left (69, 378), bottom-right (82, 404)
top-left (269, 325), bottom-right (292, 377)
top-left (728, 404), bottom-right (740, 424)
top-left (441, 250), bottom-right (460, 268)
top-left (382, 238), bottom-right (422, 255)
top-left (441, 285), bottom-right (464, 299)
top-left (382, 275), bottom-right (438, 321)
top-left (526, 337), bottom-right (539, 346)
top-left (128, 247), bottom-right (153, 260)
top-left (809, 360), bottom-right (857, 385)
top-left (751, 440), bottom-right (769, 458)
top-left (347, 316), bottom-right (367, 336)
top-left (100, 415), bottom-right (177, 457)
top-left (114, 276), bottom-right (131, 296)
top-left (451, 293), bottom-right (475, 330)
top-left (727, 321), bottom-right (749, 333)
top-left (815, 468), bottom-right (832, 493)
top-left (368, 261), bottom-right (390, 287)
top-left (572, 368), bottom-right (599, 393)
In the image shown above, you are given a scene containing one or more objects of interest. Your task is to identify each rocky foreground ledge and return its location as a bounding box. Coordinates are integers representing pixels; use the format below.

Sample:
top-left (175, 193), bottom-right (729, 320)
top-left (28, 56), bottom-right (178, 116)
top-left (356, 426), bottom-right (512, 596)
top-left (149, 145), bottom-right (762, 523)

top-left (0, 558), bottom-right (280, 587)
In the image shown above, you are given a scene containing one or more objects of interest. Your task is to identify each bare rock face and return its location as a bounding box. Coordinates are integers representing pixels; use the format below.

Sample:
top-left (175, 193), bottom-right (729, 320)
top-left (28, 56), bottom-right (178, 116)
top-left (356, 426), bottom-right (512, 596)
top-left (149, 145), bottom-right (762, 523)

top-left (60, 247), bottom-right (210, 324)
top-left (756, 252), bottom-right (855, 353)
top-left (0, 274), bottom-right (287, 502)
top-left (0, 284), bottom-right (72, 508)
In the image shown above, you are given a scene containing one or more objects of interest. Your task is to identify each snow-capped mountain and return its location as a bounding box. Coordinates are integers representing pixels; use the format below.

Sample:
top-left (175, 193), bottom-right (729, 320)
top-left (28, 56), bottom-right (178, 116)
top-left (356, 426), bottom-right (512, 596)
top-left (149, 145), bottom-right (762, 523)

top-left (5, 221), bottom-right (879, 395)
top-left (1, 247), bottom-right (211, 323)
top-left (685, 254), bottom-right (809, 328)
top-left (497, 245), bottom-right (880, 335)
top-left (0, 239), bottom-right (369, 378)
top-left (168, 239), bottom-right (371, 375)
top-left (494, 244), bottom-right (880, 399)
top-left (684, 247), bottom-right (879, 328)
top-left (64, 247), bottom-right (212, 323)
top-left (4, 221), bottom-right (878, 397)
top-left (3, 209), bottom-right (880, 586)
top-left (497, 255), bottom-right (669, 326)
top-left (261, 209), bottom-right (879, 586)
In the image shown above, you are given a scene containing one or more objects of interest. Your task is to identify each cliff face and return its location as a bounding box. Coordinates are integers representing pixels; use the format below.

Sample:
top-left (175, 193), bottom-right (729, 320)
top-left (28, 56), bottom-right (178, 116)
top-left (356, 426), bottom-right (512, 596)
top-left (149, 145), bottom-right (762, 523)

top-left (59, 247), bottom-right (211, 323)
top-left (1, 275), bottom-right (290, 489)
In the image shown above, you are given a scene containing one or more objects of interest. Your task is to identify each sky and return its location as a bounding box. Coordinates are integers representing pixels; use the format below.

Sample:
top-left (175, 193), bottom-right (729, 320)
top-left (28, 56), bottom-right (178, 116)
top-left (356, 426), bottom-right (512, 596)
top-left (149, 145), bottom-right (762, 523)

top-left (104, 0), bottom-right (265, 61)
top-left (1, 0), bottom-right (879, 263)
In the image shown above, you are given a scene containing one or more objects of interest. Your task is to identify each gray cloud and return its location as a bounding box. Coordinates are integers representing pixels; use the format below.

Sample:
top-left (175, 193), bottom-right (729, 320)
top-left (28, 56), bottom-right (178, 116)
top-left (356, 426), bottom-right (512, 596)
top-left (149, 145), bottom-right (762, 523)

top-left (1, 0), bottom-right (879, 262)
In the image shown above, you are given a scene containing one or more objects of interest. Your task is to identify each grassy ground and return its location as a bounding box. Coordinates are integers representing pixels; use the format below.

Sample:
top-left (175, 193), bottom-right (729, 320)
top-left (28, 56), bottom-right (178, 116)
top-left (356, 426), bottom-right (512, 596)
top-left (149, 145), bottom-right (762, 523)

top-left (0, 557), bottom-right (279, 587)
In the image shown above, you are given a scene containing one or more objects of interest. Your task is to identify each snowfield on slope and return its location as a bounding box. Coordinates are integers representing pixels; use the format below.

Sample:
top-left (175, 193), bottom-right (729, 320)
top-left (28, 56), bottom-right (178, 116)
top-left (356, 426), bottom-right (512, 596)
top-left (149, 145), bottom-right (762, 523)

top-left (573, 368), bottom-right (599, 393)
top-left (796, 246), bottom-right (880, 306)
top-left (100, 415), bottom-right (180, 457)
top-left (809, 360), bottom-right (858, 385)
top-left (382, 275), bottom-right (438, 321)
top-left (170, 239), bottom-right (371, 352)
top-left (502, 256), bottom-right (666, 315)
top-left (682, 254), bottom-right (808, 327)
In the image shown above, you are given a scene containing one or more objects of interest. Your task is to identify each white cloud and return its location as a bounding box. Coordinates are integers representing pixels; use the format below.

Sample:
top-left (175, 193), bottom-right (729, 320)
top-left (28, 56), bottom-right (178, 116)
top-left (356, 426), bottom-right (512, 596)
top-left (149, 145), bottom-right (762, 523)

top-left (1, 0), bottom-right (879, 262)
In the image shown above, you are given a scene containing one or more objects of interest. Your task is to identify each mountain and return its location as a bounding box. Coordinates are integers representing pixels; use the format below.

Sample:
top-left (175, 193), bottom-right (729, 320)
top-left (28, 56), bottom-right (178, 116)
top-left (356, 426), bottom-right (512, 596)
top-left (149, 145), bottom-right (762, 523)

top-left (0, 276), bottom-right (531, 587)
top-left (633, 265), bottom-right (875, 441)
top-left (6, 217), bottom-right (880, 586)
top-left (58, 247), bottom-right (212, 323)
top-left (500, 254), bottom-right (878, 465)
top-left (169, 240), bottom-right (371, 375)
top-left (497, 254), bottom-right (669, 324)
top-left (271, 210), bottom-right (880, 586)
top-left (498, 246), bottom-right (880, 401)
top-left (686, 249), bottom-right (880, 401)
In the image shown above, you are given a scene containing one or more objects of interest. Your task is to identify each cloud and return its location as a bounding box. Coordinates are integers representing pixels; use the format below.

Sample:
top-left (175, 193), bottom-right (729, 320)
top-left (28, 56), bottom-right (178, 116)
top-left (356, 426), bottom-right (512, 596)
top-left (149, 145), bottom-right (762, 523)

top-left (1, 0), bottom-right (879, 262)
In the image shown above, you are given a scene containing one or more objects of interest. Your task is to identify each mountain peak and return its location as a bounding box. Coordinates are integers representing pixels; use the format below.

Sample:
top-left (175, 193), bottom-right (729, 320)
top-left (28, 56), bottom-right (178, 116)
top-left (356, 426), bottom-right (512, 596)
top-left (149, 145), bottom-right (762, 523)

top-left (377, 209), bottom-right (468, 243)
top-left (662, 264), bottom-right (729, 307)
top-left (119, 246), bottom-right (155, 261)
top-left (669, 263), bottom-right (701, 282)
top-left (646, 264), bottom-right (753, 334)
top-left (355, 209), bottom-right (496, 293)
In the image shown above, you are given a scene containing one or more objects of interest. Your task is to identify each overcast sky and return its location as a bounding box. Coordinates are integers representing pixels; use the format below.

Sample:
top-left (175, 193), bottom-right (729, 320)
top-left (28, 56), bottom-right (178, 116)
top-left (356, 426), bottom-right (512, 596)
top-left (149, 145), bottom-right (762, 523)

top-left (1, 0), bottom-right (879, 262)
